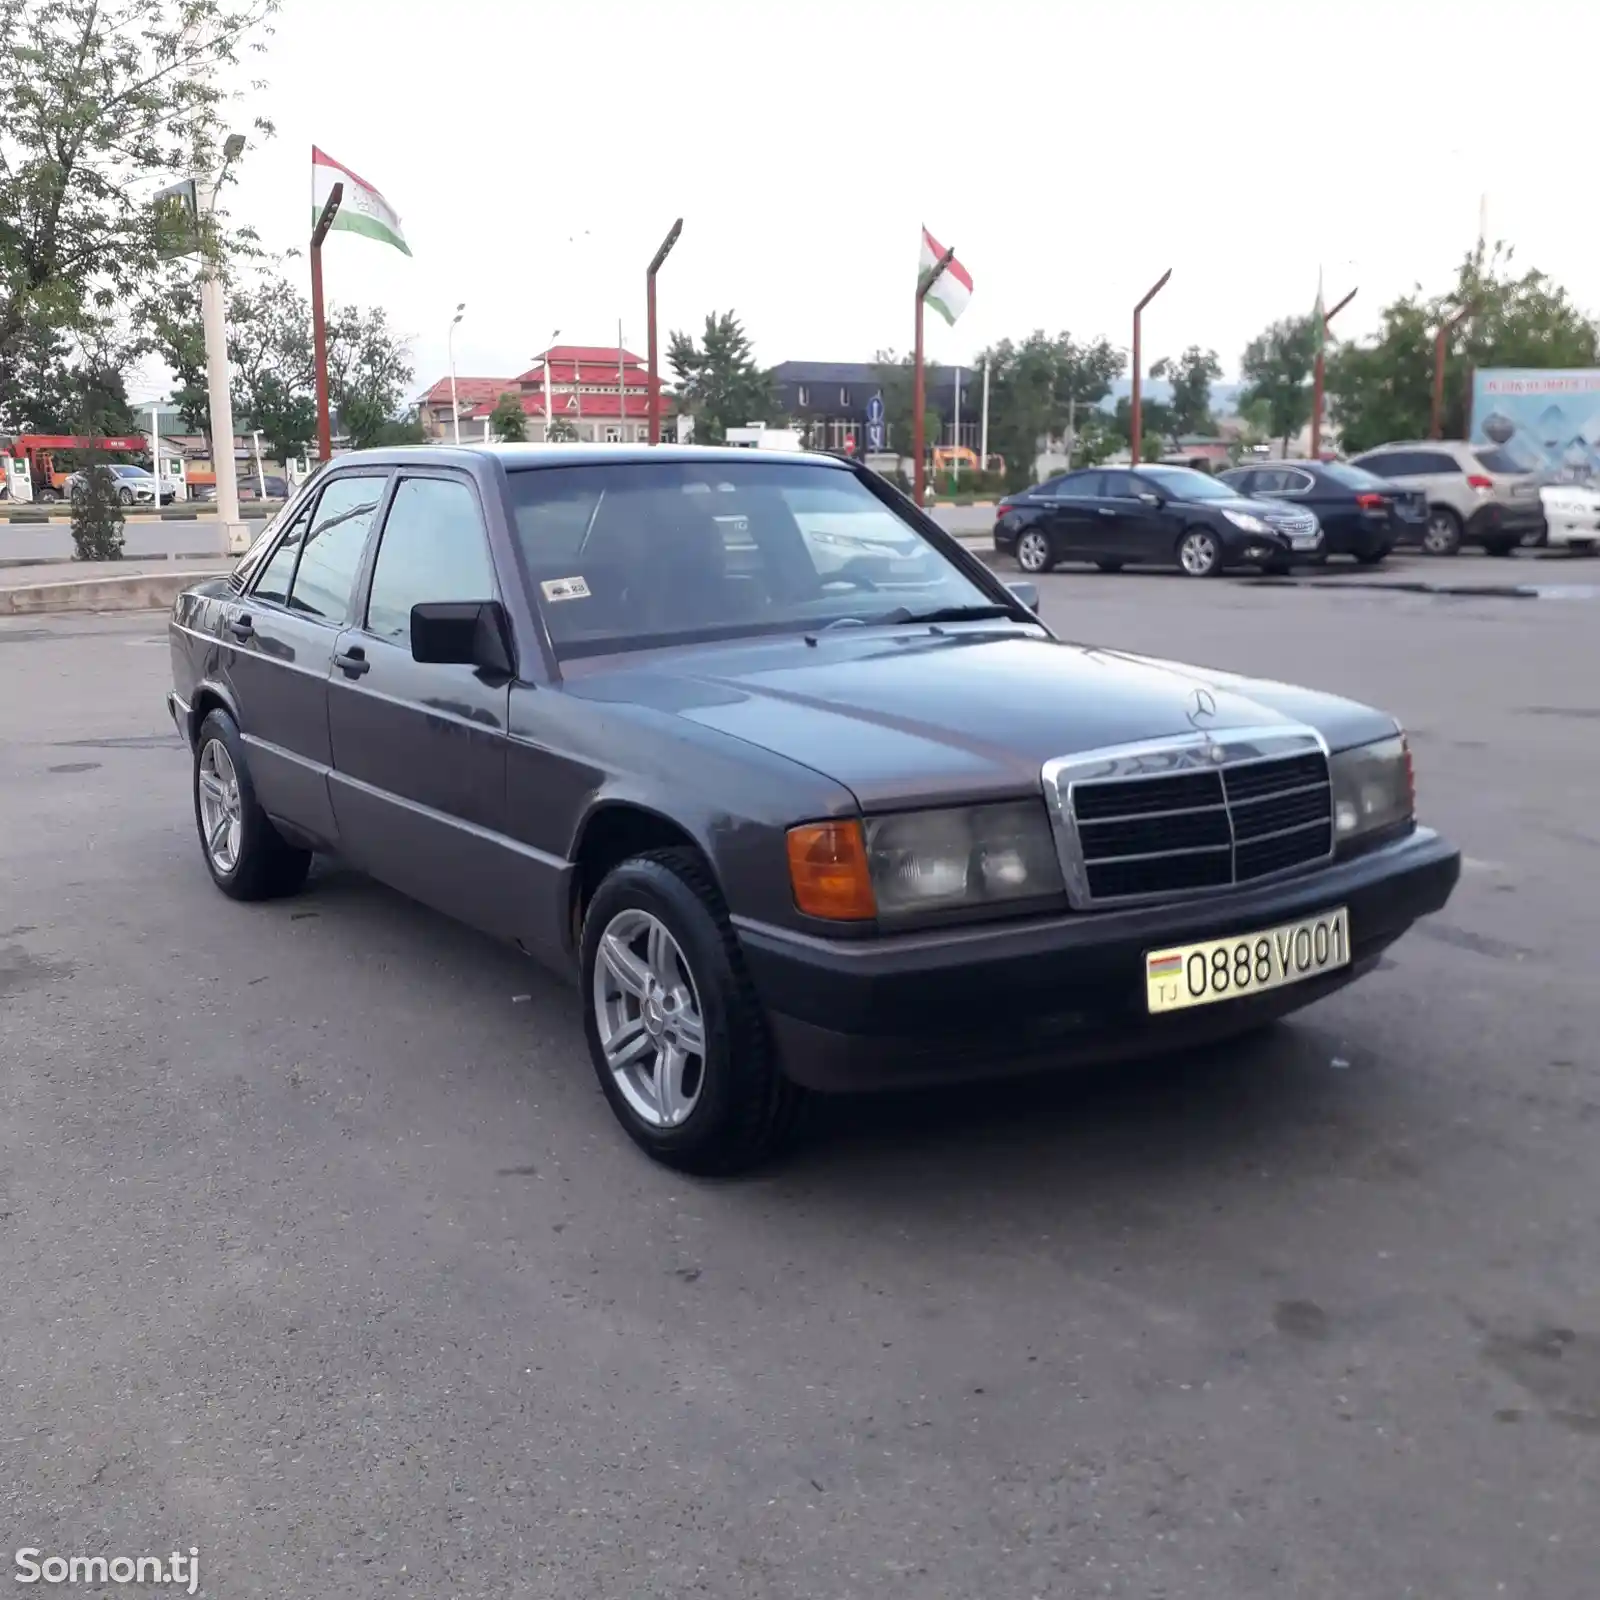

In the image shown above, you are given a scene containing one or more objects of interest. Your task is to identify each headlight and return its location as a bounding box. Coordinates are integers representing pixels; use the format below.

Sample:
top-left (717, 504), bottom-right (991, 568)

top-left (865, 802), bottom-right (1063, 915)
top-left (1330, 734), bottom-right (1413, 842)
top-left (1223, 511), bottom-right (1270, 533)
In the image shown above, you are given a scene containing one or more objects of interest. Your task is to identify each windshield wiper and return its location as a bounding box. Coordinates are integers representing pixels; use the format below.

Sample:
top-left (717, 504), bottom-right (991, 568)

top-left (877, 604), bottom-right (1020, 626)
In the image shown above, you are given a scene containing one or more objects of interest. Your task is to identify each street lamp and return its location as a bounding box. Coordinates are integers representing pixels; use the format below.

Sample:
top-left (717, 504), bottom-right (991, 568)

top-left (542, 327), bottom-right (560, 437)
top-left (448, 303), bottom-right (465, 445)
top-left (1431, 302), bottom-right (1474, 440)
top-left (647, 220), bottom-right (682, 445)
top-left (1130, 269), bottom-right (1172, 466)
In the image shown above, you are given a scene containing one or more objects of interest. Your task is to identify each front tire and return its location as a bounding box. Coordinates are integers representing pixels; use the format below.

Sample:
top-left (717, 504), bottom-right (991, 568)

top-left (1423, 507), bottom-right (1463, 556)
top-left (1014, 528), bottom-right (1054, 574)
top-left (192, 708), bottom-right (312, 901)
top-left (581, 849), bottom-right (801, 1175)
top-left (1177, 527), bottom-right (1223, 577)
top-left (117, 487), bottom-right (134, 506)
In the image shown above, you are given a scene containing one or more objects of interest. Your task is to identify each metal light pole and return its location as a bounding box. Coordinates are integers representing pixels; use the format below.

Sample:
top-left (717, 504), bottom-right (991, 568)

top-left (1430, 303), bottom-right (1473, 440)
top-left (448, 302), bottom-right (465, 444)
top-left (979, 357), bottom-right (990, 471)
top-left (1309, 287), bottom-right (1357, 460)
top-left (310, 181), bottom-right (344, 462)
top-left (646, 219), bottom-right (682, 445)
top-left (1130, 269), bottom-right (1172, 467)
top-left (952, 366), bottom-right (962, 487)
top-left (913, 245), bottom-right (957, 505)
top-left (200, 132), bottom-right (247, 553)
top-left (542, 327), bottom-right (559, 438)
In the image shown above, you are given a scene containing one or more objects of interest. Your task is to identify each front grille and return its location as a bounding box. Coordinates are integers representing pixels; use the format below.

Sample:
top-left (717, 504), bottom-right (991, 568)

top-left (1261, 506), bottom-right (1318, 539)
top-left (1065, 747), bottom-right (1333, 905)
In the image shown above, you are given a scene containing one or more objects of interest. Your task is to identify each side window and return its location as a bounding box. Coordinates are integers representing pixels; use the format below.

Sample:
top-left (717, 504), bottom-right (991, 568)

top-left (250, 503), bottom-right (313, 604)
top-left (1219, 471), bottom-right (1253, 494)
top-left (1100, 469), bottom-right (1134, 498)
top-left (1051, 473), bottom-right (1101, 499)
top-left (1418, 451), bottom-right (1464, 475)
top-left (365, 477), bottom-right (497, 645)
top-left (286, 475), bottom-right (385, 623)
top-left (1359, 452), bottom-right (1411, 478)
top-left (1283, 470), bottom-right (1315, 494)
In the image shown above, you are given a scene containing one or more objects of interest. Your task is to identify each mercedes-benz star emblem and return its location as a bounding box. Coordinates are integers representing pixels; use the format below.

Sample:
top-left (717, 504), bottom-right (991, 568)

top-left (1189, 687), bottom-right (1218, 722)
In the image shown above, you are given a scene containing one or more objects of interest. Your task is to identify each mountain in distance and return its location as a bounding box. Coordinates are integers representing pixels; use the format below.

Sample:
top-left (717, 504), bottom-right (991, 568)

top-left (1101, 376), bottom-right (1246, 419)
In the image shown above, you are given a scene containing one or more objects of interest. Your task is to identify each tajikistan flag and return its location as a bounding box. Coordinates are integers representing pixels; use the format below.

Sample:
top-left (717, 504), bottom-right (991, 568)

top-left (919, 225), bottom-right (972, 326)
top-left (312, 147), bottom-right (411, 256)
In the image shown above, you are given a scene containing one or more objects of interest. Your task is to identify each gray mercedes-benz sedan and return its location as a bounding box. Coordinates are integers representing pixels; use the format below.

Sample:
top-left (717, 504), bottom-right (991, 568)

top-left (166, 445), bottom-right (1461, 1171)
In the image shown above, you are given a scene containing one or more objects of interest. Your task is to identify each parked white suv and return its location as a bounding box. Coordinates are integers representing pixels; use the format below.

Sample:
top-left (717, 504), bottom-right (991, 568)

top-left (1349, 441), bottom-right (1544, 557)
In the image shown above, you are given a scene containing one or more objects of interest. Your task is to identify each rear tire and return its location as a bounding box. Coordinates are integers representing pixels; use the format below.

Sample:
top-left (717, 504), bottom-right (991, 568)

top-left (1423, 507), bottom-right (1463, 556)
top-left (38, 486), bottom-right (59, 504)
top-left (581, 848), bottom-right (802, 1175)
top-left (1014, 528), bottom-right (1054, 574)
top-left (192, 708), bottom-right (312, 901)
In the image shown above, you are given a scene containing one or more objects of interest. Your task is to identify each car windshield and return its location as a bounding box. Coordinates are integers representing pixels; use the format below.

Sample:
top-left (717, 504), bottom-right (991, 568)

top-left (506, 459), bottom-right (1007, 657)
top-left (112, 465), bottom-right (150, 477)
top-left (1320, 461), bottom-right (1389, 491)
top-left (1140, 466), bottom-right (1239, 501)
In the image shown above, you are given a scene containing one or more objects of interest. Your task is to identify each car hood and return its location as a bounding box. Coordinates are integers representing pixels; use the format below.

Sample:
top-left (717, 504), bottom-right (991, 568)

top-left (570, 627), bottom-right (1398, 810)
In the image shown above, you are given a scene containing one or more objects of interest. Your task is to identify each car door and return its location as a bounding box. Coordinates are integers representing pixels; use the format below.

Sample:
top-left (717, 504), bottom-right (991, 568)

top-left (218, 473), bottom-right (388, 844)
top-left (1091, 469), bottom-right (1158, 561)
top-left (1040, 471), bottom-right (1104, 561)
top-left (1123, 471), bottom-right (1183, 561)
top-left (326, 470), bottom-right (516, 937)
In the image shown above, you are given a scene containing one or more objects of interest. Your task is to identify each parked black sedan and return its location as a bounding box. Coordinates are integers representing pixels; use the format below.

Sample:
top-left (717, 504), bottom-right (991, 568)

top-left (1218, 460), bottom-right (1425, 564)
top-left (166, 445), bottom-right (1459, 1172)
top-left (993, 465), bottom-right (1324, 577)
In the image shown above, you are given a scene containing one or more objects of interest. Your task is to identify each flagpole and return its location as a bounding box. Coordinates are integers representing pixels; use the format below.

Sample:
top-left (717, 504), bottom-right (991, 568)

top-left (310, 182), bottom-right (344, 463)
top-left (952, 366), bottom-right (962, 488)
top-left (618, 320), bottom-right (626, 442)
top-left (914, 244), bottom-right (955, 507)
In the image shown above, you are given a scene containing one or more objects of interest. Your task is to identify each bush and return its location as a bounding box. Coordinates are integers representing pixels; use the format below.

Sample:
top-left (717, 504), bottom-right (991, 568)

top-left (70, 465), bottom-right (126, 561)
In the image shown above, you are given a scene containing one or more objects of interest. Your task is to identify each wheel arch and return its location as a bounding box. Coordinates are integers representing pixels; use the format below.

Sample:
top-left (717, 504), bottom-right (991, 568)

top-left (188, 681), bottom-right (243, 748)
top-left (567, 800), bottom-right (721, 952)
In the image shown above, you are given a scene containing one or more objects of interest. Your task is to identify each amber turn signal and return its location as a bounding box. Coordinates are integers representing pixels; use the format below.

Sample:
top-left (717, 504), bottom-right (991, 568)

top-left (786, 821), bottom-right (876, 921)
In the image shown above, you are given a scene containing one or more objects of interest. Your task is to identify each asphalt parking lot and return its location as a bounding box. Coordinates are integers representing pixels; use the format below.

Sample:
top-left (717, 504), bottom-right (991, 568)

top-left (2, 576), bottom-right (1597, 1599)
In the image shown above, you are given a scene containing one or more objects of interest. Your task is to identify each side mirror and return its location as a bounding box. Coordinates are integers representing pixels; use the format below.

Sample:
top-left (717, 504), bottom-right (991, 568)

top-left (1004, 579), bottom-right (1041, 613)
top-left (1137, 491), bottom-right (1164, 506)
top-left (410, 599), bottom-right (514, 675)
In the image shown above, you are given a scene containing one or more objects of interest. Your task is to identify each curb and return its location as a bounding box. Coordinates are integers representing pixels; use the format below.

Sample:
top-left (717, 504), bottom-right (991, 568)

top-left (3, 507), bottom-right (276, 525)
top-left (1253, 576), bottom-right (1597, 601)
top-left (0, 570), bottom-right (226, 616)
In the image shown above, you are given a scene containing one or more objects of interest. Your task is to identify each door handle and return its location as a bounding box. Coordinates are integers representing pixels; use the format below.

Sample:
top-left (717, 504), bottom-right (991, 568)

top-left (226, 613), bottom-right (255, 641)
top-left (334, 646), bottom-right (370, 679)
top-left (1097, 507), bottom-right (1117, 517)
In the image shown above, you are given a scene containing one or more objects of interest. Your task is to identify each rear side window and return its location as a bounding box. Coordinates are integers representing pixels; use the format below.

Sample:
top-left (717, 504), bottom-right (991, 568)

top-left (1357, 451), bottom-right (1417, 478)
top-left (1416, 451), bottom-right (1464, 475)
top-left (287, 476), bottom-right (385, 622)
top-left (1473, 447), bottom-right (1519, 474)
top-left (365, 477), bottom-right (497, 644)
top-left (1218, 470), bottom-right (1251, 493)
top-left (1050, 473), bottom-right (1102, 498)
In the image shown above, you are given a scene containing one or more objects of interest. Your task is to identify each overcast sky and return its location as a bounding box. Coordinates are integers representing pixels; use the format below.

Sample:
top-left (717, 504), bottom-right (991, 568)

top-left (142, 0), bottom-right (1599, 402)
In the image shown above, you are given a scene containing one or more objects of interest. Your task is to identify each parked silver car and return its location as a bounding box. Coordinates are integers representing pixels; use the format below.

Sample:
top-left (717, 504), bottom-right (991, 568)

top-left (1348, 441), bottom-right (1543, 556)
top-left (62, 464), bottom-right (173, 507)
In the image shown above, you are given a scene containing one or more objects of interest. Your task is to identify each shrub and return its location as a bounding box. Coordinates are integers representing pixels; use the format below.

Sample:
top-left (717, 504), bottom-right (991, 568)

top-left (70, 465), bottom-right (126, 561)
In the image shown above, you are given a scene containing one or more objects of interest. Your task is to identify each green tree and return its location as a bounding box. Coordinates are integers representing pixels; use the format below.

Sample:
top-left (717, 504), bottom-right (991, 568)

top-left (1239, 316), bottom-right (1317, 455)
top-left (0, 0), bottom-right (278, 366)
top-left (0, 319), bottom-right (138, 435)
top-left (1150, 346), bottom-right (1222, 440)
top-left (871, 350), bottom-right (939, 463)
top-left (974, 331), bottom-right (1125, 486)
top-left (546, 416), bottom-right (579, 443)
top-left (325, 304), bottom-right (414, 447)
top-left (490, 391), bottom-right (528, 442)
top-left (667, 311), bottom-right (775, 446)
top-left (1110, 395), bottom-right (1175, 461)
top-left (1327, 244), bottom-right (1600, 453)
top-left (67, 384), bottom-right (128, 559)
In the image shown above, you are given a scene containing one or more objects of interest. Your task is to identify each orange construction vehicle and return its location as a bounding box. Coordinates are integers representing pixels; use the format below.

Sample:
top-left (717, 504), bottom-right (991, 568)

top-left (0, 433), bottom-right (150, 502)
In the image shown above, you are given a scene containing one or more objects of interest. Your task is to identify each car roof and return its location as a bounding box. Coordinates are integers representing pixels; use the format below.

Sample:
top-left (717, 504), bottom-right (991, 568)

top-left (1357, 440), bottom-right (1471, 452)
top-left (319, 443), bottom-right (858, 473)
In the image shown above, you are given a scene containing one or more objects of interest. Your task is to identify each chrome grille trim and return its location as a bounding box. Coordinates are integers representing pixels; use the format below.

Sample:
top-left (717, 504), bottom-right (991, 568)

top-left (1041, 726), bottom-right (1334, 910)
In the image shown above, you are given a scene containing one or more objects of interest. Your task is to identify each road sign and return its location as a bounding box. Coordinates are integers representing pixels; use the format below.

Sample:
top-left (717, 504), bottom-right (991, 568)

top-left (866, 393), bottom-right (885, 424)
top-left (867, 421), bottom-right (885, 450)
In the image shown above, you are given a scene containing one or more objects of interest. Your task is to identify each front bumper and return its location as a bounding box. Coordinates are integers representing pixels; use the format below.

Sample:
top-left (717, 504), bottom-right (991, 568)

top-left (739, 827), bottom-right (1460, 1092)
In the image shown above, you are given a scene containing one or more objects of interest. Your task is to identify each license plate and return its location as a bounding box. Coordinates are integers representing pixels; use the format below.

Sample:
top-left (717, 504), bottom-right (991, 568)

top-left (1145, 906), bottom-right (1350, 1014)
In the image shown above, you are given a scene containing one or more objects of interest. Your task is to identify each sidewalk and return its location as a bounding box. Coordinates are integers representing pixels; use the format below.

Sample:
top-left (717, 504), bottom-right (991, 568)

top-left (0, 557), bottom-right (228, 616)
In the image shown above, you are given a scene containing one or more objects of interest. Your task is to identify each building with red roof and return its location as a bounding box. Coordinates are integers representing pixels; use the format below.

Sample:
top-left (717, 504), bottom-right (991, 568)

top-left (416, 376), bottom-right (517, 440)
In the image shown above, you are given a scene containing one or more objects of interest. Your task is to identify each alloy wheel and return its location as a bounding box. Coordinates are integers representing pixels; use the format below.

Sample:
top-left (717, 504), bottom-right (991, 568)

top-left (592, 909), bottom-right (706, 1129)
top-left (1179, 531), bottom-right (1219, 576)
top-left (1016, 530), bottom-right (1050, 573)
top-left (1423, 512), bottom-right (1460, 555)
top-left (197, 739), bottom-right (243, 873)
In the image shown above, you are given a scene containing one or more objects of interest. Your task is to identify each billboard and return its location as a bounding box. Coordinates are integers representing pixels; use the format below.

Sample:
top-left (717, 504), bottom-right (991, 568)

top-left (1471, 368), bottom-right (1600, 486)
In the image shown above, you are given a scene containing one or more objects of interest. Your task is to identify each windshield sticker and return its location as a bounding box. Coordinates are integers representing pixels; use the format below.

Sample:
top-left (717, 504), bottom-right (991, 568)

top-left (541, 576), bottom-right (591, 602)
